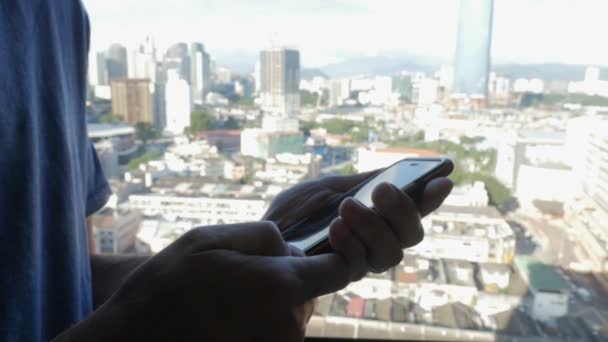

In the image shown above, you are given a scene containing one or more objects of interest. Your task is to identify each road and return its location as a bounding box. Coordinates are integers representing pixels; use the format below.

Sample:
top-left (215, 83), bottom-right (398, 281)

top-left (508, 211), bottom-right (581, 267)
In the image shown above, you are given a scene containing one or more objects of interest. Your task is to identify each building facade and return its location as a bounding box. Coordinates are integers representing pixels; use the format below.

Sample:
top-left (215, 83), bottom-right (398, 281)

top-left (259, 47), bottom-right (301, 115)
top-left (453, 0), bottom-right (494, 98)
top-left (165, 69), bottom-right (191, 135)
top-left (190, 42), bottom-right (211, 105)
top-left (111, 78), bottom-right (154, 125)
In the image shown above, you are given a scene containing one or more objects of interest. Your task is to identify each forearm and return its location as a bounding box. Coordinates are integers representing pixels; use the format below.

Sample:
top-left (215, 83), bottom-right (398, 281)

top-left (52, 300), bottom-right (130, 342)
top-left (91, 254), bottom-right (149, 308)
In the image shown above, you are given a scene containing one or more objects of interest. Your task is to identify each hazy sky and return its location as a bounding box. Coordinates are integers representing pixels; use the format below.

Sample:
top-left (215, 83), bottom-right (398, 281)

top-left (82, 0), bottom-right (608, 67)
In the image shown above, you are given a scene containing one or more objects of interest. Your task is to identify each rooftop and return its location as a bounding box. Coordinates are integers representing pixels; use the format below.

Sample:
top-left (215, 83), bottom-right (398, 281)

top-left (515, 256), bottom-right (568, 293)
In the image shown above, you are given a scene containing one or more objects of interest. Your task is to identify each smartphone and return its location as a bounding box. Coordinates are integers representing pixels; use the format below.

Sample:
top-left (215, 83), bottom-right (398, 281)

top-left (282, 157), bottom-right (453, 255)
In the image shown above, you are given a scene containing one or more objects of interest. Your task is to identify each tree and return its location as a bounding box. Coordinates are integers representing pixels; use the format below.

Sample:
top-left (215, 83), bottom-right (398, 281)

top-left (299, 120), bottom-right (319, 136)
top-left (341, 164), bottom-right (356, 176)
top-left (127, 151), bottom-right (161, 171)
top-left (300, 90), bottom-right (319, 107)
top-left (222, 116), bottom-right (241, 130)
top-left (99, 113), bottom-right (123, 124)
top-left (186, 111), bottom-right (216, 135)
top-left (135, 122), bottom-right (160, 144)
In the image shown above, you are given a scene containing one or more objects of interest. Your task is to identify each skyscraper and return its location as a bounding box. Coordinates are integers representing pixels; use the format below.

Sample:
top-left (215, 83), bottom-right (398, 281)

top-left (190, 42), bottom-right (211, 105)
top-left (165, 70), bottom-right (191, 135)
top-left (107, 44), bottom-right (128, 81)
top-left (111, 79), bottom-right (154, 125)
top-left (88, 52), bottom-right (109, 86)
top-left (164, 43), bottom-right (190, 83)
top-left (259, 47), bottom-right (300, 115)
top-left (128, 37), bottom-right (158, 83)
top-left (453, 0), bottom-right (494, 98)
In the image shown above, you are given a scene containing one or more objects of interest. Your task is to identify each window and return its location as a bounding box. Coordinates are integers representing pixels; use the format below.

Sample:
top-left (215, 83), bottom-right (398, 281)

top-left (84, 0), bottom-right (608, 340)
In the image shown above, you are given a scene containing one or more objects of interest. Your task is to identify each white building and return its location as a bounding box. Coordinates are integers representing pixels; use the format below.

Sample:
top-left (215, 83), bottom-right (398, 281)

top-left (417, 78), bottom-right (439, 106)
top-left (190, 42), bottom-right (211, 105)
top-left (164, 69), bottom-right (191, 135)
top-left (128, 184), bottom-right (275, 225)
top-left (568, 66), bottom-right (608, 97)
top-left (356, 145), bottom-right (440, 173)
top-left (512, 78), bottom-right (544, 94)
top-left (330, 79), bottom-right (352, 107)
top-left (91, 208), bottom-right (143, 254)
top-left (413, 206), bottom-right (516, 264)
top-left (128, 37), bottom-right (158, 83)
top-left (514, 257), bottom-right (569, 321)
top-left (442, 182), bottom-right (489, 207)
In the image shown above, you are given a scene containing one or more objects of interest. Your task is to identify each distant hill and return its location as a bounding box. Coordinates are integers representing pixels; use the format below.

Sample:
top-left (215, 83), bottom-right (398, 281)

top-left (493, 63), bottom-right (608, 82)
top-left (320, 55), bottom-right (441, 78)
top-left (301, 68), bottom-right (329, 80)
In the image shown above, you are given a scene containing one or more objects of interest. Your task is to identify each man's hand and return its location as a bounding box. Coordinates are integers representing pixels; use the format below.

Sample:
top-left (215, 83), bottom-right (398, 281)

top-left (264, 168), bottom-right (453, 275)
top-left (56, 222), bottom-right (356, 342)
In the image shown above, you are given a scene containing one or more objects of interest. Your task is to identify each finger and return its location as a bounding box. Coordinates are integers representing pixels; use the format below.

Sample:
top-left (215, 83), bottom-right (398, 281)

top-left (328, 217), bottom-right (367, 281)
top-left (287, 252), bottom-right (351, 302)
top-left (184, 221), bottom-right (290, 256)
top-left (321, 169), bottom-right (382, 192)
top-left (372, 182), bottom-right (424, 248)
top-left (418, 177), bottom-right (454, 217)
top-left (339, 198), bottom-right (404, 272)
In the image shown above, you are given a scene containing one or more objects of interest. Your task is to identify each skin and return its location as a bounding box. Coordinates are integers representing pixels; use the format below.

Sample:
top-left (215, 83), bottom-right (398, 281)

top-left (60, 168), bottom-right (453, 342)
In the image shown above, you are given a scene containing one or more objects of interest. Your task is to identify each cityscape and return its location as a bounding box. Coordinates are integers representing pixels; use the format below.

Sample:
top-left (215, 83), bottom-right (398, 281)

top-left (84, 0), bottom-right (608, 341)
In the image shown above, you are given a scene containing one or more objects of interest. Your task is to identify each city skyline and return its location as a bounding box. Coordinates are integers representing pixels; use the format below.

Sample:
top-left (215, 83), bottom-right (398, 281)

top-left (83, 0), bottom-right (608, 67)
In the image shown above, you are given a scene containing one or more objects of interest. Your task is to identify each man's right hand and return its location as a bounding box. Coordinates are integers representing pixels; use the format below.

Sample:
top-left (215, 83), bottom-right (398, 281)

top-left (56, 221), bottom-right (351, 342)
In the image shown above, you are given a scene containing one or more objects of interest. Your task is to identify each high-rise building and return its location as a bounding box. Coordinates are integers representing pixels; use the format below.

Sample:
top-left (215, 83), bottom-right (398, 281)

top-left (190, 42), bottom-right (211, 105)
top-left (259, 47), bottom-right (300, 115)
top-left (128, 37), bottom-right (158, 83)
top-left (164, 43), bottom-right (190, 83)
top-left (165, 70), bottom-right (191, 135)
top-left (453, 0), bottom-right (494, 98)
top-left (111, 78), bottom-right (154, 125)
top-left (107, 44), bottom-right (128, 81)
top-left (89, 52), bottom-right (109, 86)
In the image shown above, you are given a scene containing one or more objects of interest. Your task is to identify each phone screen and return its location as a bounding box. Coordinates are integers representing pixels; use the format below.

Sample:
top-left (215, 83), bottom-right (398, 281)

top-left (287, 158), bottom-right (444, 253)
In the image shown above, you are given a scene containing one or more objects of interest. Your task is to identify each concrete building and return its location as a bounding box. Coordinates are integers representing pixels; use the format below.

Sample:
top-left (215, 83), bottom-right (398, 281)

top-left (163, 42), bottom-right (190, 83)
top-left (111, 78), bottom-right (154, 125)
top-left (190, 42), bottom-right (211, 105)
top-left (255, 153), bottom-right (322, 184)
top-left (240, 129), bottom-right (305, 159)
top-left (106, 43), bottom-right (128, 81)
top-left (128, 182), bottom-right (277, 225)
top-left (514, 257), bottom-right (569, 322)
top-left (90, 208), bottom-right (143, 254)
top-left (164, 69), bottom-right (191, 135)
top-left (442, 182), bottom-right (489, 207)
top-left (259, 47), bottom-right (300, 115)
top-left (568, 66), bottom-right (608, 97)
top-left (89, 51), bottom-right (109, 86)
top-left (128, 37), bottom-right (158, 83)
top-left (453, 0), bottom-right (494, 99)
top-left (330, 79), bottom-right (351, 107)
top-left (413, 206), bottom-right (516, 264)
top-left (88, 123), bottom-right (138, 175)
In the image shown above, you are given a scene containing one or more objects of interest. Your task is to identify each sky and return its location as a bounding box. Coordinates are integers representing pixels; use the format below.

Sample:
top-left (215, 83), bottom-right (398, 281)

top-left (82, 0), bottom-right (608, 67)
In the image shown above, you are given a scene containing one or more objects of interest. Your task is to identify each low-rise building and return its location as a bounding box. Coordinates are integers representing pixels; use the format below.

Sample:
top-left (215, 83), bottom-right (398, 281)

top-left (90, 207), bottom-right (143, 254)
top-left (128, 180), bottom-right (282, 225)
top-left (413, 205), bottom-right (516, 264)
top-left (478, 263), bottom-right (511, 292)
top-left (514, 256), bottom-right (570, 322)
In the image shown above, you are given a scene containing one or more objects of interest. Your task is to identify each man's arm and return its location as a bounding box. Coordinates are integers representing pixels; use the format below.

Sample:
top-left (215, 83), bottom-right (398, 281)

top-left (90, 254), bottom-right (149, 308)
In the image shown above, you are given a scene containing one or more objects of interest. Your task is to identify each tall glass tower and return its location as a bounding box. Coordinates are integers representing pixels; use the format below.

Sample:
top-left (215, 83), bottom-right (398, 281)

top-left (453, 0), bottom-right (494, 98)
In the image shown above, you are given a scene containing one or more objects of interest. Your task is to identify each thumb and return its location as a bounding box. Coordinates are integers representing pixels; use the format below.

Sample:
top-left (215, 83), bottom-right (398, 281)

top-left (286, 253), bottom-right (352, 303)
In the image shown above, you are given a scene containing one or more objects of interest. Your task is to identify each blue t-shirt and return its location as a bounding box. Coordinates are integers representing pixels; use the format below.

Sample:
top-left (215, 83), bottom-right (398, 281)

top-left (0, 1), bottom-right (111, 341)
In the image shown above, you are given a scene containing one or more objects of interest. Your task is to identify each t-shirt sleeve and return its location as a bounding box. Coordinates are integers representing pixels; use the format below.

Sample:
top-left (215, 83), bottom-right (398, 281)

top-left (85, 140), bottom-right (112, 216)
